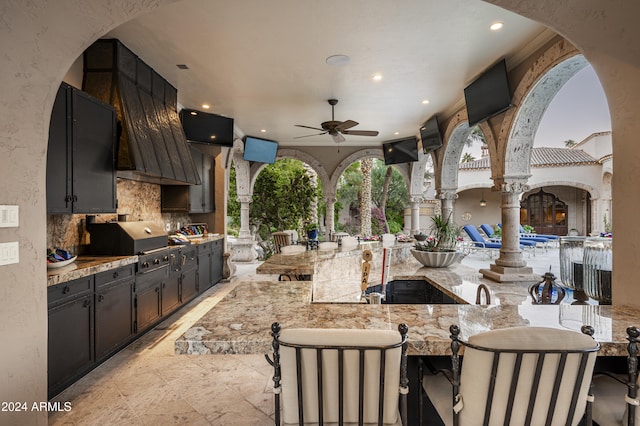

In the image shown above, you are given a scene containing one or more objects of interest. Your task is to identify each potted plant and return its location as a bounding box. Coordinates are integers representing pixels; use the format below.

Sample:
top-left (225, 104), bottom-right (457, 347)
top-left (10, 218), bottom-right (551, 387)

top-left (305, 222), bottom-right (319, 240)
top-left (411, 214), bottom-right (465, 267)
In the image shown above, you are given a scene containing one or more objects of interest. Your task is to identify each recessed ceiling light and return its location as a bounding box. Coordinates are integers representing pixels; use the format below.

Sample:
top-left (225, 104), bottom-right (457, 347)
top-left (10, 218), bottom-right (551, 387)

top-left (394, 132), bottom-right (399, 135)
top-left (202, 104), bottom-right (210, 109)
top-left (490, 22), bottom-right (503, 31)
top-left (210, 135), bottom-right (216, 140)
top-left (326, 54), bottom-right (350, 66)
top-left (372, 74), bottom-right (383, 81)
top-left (422, 99), bottom-right (430, 105)
top-left (190, 111), bottom-right (198, 116)
top-left (260, 129), bottom-right (266, 133)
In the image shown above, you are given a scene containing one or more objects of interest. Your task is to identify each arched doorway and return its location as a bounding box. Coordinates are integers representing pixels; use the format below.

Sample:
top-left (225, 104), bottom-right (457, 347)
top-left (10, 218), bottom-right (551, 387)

top-left (520, 189), bottom-right (568, 235)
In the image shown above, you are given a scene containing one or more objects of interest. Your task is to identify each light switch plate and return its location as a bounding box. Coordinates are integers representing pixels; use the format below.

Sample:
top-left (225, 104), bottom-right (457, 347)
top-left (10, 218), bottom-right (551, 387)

top-left (0, 205), bottom-right (19, 228)
top-left (0, 241), bottom-right (19, 266)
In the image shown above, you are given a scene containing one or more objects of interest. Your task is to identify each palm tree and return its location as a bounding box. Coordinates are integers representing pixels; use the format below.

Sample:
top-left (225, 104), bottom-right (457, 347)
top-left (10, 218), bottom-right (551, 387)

top-left (564, 139), bottom-right (577, 148)
top-left (461, 152), bottom-right (476, 163)
top-left (360, 158), bottom-right (373, 236)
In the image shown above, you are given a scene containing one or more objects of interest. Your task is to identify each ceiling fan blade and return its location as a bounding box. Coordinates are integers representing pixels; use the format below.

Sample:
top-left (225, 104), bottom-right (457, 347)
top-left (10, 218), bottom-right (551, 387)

top-left (330, 132), bottom-right (346, 143)
top-left (295, 124), bottom-right (325, 132)
top-left (342, 130), bottom-right (379, 137)
top-left (294, 131), bottom-right (328, 139)
top-left (335, 120), bottom-right (358, 131)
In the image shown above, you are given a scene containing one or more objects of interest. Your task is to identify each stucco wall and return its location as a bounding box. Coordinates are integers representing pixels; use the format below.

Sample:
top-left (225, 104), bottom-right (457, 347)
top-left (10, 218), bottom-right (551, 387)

top-left (2, 1), bottom-right (640, 423)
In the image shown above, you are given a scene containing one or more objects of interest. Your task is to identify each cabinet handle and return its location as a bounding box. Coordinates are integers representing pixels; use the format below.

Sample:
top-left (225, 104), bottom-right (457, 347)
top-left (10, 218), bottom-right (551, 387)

top-left (113, 271), bottom-right (119, 279)
top-left (155, 287), bottom-right (159, 293)
top-left (63, 285), bottom-right (70, 294)
top-left (83, 299), bottom-right (90, 308)
top-left (72, 195), bottom-right (78, 202)
top-left (98, 294), bottom-right (104, 302)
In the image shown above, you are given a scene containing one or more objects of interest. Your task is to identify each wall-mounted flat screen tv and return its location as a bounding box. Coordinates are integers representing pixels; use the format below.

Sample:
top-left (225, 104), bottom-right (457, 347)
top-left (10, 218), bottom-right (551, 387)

top-left (179, 108), bottom-right (234, 146)
top-left (464, 59), bottom-right (512, 127)
top-left (382, 136), bottom-right (419, 165)
top-left (420, 115), bottom-right (443, 153)
top-left (243, 136), bottom-right (278, 164)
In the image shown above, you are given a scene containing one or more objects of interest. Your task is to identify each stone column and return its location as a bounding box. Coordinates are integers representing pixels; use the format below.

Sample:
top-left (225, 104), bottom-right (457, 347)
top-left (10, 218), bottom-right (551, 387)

top-left (324, 194), bottom-right (336, 240)
top-left (232, 194), bottom-right (258, 262)
top-left (480, 177), bottom-right (538, 282)
top-left (230, 140), bottom-right (258, 262)
top-left (409, 196), bottom-right (422, 234)
top-left (590, 197), bottom-right (600, 235)
top-left (437, 189), bottom-right (458, 224)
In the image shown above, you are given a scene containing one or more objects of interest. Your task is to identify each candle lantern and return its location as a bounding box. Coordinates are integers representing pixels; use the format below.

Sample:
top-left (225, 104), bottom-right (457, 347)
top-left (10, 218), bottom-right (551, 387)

top-left (530, 270), bottom-right (566, 304)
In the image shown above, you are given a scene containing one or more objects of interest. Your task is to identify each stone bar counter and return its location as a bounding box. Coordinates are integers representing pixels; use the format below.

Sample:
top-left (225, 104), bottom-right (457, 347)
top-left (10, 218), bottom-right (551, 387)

top-left (175, 243), bottom-right (638, 357)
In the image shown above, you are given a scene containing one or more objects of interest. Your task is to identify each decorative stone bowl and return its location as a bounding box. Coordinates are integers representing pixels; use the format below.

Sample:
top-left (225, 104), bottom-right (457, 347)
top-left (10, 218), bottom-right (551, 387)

top-left (410, 249), bottom-right (465, 268)
top-left (414, 234), bottom-right (428, 241)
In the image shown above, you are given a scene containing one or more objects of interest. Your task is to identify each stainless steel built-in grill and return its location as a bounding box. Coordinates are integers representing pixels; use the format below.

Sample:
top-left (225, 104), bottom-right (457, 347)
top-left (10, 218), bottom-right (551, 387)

top-left (88, 221), bottom-right (169, 256)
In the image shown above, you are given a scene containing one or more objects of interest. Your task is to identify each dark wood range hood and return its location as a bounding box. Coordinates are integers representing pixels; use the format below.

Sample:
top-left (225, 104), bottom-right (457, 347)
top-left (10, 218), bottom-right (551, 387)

top-left (83, 39), bottom-right (201, 186)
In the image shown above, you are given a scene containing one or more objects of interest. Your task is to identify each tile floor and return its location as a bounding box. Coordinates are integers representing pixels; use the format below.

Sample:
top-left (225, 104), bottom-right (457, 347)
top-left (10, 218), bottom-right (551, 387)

top-left (49, 248), bottom-right (560, 425)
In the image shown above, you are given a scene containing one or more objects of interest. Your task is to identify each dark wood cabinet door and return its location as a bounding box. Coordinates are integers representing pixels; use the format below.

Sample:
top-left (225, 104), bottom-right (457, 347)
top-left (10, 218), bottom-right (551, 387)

top-left (95, 278), bottom-right (134, 360)
top-left (162, 274), bottom-right (181, 316)
top-left (181, 268), bottom-right (198, 303)
top-left (48, 293), bottom-right (94, 398)
top-left (46, 83), bottom-right (116, 214)
top-left (46, 83), bottom-right (73, 214)
top-left (189, 147), bottom-right (205, 213)
top-left (197, 252), bottom-right (212, 292)
top-left (135, 282), bottom-right (162, 334)
top-left (71, 89), bottom-right (117, 213)
top-left (211, 240), bottom-right (224, 285)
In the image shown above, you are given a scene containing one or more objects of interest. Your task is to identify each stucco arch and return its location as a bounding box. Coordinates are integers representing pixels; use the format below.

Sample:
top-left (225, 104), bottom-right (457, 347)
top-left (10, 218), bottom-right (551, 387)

top-left (330, 148), bottom-right (412, 191)
top-left (246, 148), bottom-right (331, 196)
top-left (502, 46), bottom-right (587, 178)
top-left (526, 180), bottom-right (600, 200)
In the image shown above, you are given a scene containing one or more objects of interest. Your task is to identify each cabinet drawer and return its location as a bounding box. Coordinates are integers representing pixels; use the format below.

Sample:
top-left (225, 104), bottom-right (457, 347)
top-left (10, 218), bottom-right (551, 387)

top-left (95, 265), bottom-right (135, 288)
top-left (182, 247), bottom-right (198, 270)
top-left (48, 276), bottom-right (93, 306)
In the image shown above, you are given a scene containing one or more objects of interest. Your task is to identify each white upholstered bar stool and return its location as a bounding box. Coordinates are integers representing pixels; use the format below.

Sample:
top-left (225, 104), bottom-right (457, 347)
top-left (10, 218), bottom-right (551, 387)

top-left (266, 322), bottom-right (409, 425)
top-left (421, 325), bottom-right (600, 426)
top-left (591, 326), bottom-right (639, 426)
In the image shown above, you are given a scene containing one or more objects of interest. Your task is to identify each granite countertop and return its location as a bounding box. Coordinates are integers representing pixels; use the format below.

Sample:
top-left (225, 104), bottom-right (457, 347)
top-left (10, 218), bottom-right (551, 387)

top-left (47, 255), bottom-right (138, 287)
top-left (175, 279), bottom-right (635, 357)
top-left (176, 244), bottom-right (638, 357)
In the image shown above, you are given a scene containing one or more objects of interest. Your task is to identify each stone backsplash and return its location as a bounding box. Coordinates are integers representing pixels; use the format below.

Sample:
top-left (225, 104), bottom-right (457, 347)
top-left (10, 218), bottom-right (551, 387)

top-left (47, 178), bottom-right (191, 255)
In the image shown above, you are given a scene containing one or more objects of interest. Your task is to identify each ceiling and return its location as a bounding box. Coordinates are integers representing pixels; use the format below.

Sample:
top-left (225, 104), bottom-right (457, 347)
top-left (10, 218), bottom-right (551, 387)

top-left (107, 0), bottom-right (552, 148)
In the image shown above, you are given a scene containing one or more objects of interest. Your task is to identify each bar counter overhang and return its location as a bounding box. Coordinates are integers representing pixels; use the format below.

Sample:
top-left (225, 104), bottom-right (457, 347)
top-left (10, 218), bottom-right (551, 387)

top-left (175, 243), bottom-right (637, 357)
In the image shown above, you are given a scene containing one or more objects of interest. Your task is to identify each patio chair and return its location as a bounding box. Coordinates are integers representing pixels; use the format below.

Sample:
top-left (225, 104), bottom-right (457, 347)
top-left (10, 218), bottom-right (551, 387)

top-left (519, 224), bottom-right (560, 247)
top-left (462, 224), bottom-right (525, 258)
top-left (266, 322), bottom-right (409, 425)
top-left (272, 231), bottom-right (292, 254)
top-left (591, 325), bottom-right (639, 426)
top-left (420, 324), bottom-right (600, 426)
top-left (480, 223), bottom-right (545, 253)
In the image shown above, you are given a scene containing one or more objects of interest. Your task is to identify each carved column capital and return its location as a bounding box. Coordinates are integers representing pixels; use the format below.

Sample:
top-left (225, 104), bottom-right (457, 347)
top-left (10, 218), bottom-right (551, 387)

top-left (437, 189), bottom-right (458, 201)
top-left (496, 177), bottom-right (530, 194)
top-left (237, 195), bottom-right (253, 204)
top-left (410, 196), bottom-right (423, 204)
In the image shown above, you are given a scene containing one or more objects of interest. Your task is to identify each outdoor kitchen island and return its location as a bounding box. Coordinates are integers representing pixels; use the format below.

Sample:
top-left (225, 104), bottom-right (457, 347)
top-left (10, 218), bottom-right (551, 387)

top-left (175, 243), bottom-right (637, 357)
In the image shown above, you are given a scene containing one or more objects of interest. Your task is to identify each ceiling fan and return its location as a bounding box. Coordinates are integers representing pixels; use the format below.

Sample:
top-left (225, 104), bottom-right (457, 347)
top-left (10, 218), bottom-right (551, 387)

top-left (295, 99), bottom-right (379, 143)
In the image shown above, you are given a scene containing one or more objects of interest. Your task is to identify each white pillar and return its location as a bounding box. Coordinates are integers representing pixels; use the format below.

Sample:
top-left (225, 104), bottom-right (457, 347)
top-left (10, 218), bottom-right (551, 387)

top-left (324, 194), bottom-right (336, 240)
top-left (480, 178), bottom-right (538, 282)
top-left (437, 189), bottom-right (458, 224)
top-left (410, 196), bottom-right (422, 234)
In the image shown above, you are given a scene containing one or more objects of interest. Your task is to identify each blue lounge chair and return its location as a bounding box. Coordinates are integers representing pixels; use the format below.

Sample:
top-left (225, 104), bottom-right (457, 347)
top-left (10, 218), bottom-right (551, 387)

top-left (519, 224), bottom-right (559, 241)
top-left (482, 224), bottom-right (548, 252)
top-left (463, 224), bottom-right (526, 258)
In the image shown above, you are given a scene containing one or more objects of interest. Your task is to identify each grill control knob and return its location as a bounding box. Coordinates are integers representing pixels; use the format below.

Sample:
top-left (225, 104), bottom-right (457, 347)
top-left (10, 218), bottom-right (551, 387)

top-left (141, 261), bottom-right (149, 268)
top-left (163, 255), bottom-right (169, 262)
top-left (153, 258), bottom-right (160, 265)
